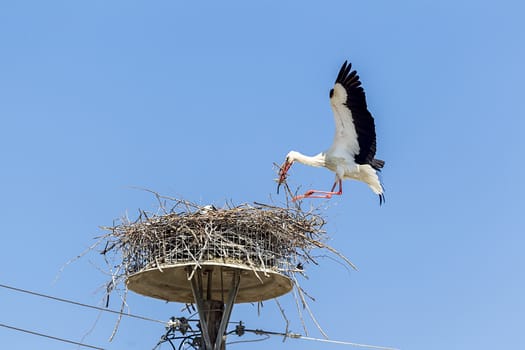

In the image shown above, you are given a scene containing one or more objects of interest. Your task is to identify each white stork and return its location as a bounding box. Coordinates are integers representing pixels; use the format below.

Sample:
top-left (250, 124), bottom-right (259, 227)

top-left (277, 60), bottom-right (385, 204)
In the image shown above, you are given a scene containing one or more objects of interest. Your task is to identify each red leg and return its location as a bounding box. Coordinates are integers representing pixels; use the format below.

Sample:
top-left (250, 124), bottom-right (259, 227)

top-left (292, 180), bottom-right (343, 201)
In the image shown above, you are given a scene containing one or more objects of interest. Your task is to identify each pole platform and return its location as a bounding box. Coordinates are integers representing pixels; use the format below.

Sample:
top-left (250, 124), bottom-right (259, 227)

top-left (126, 261), bottom-right (293, 303)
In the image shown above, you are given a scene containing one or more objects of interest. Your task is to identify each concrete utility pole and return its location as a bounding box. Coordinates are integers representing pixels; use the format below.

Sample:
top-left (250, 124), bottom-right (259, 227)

top-left (189, 268), bottom-right (240, 350)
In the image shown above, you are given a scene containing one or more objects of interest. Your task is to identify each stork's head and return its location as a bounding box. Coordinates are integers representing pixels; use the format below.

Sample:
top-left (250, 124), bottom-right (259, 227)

top-left (276, 152), bottom-right (295, 194)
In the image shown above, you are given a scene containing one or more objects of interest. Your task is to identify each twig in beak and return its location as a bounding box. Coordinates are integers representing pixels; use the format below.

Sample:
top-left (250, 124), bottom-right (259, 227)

top-left (275, 161), bottom-right (291, 194)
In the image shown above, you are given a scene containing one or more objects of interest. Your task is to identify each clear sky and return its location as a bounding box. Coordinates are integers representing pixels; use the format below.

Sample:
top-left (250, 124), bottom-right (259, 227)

top-left (1, 1), bottom-right (524, 349)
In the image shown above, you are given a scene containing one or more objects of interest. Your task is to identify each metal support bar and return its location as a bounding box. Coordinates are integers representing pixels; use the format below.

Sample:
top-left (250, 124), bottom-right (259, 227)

top-left (188, 268), bottom-right (213, 350)
top-left (206, 269), bottom-right (213, 301)
top-left (214, 270), bottom-right (241, 350)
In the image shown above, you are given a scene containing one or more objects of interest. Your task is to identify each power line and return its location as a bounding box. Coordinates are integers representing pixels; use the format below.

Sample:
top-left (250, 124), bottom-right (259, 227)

top-left (238, 328), bottom-right (399, 350)
top-left (157, 318), bottom-right (399, 350)
top-left (2, 283), bottom-right (399, 350)
top-left (298, 335), bottom-right (399, 350)
top-left (0, 282), bottom-right (165, 325)
top-left (0, 322), bottom-right (105, 350)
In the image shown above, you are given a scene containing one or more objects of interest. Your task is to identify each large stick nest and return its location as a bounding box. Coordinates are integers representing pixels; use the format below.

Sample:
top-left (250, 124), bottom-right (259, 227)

top-left (97, 195), bottom-right (355, 338)
top-left (102, 198), bottom-right (330, 278)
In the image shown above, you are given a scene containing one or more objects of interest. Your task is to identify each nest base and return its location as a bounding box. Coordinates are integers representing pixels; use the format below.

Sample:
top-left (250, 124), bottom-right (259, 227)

top-left (126, 261), bottom-right (293, 303)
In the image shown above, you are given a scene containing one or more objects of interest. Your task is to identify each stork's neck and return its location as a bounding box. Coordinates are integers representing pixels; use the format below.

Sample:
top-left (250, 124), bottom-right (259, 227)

top-left (287, 150), bottom-right (326, 167)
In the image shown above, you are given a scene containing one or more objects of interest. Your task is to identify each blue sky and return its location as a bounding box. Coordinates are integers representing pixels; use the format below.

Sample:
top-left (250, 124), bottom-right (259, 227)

top-left (1, 1), bottom-right (524, 349)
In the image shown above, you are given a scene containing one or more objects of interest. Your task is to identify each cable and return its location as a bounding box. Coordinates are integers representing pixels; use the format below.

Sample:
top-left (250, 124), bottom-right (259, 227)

top-left (0, 322), bottom-right (105, 350)
top-left (240, 328), bottom-right (399, 350)
top-left (2, 280), bottom-right (398, 350)
top-left (0, 282), bottom-right (165, 325)
top-left (227, 334), bottom-right (270, 345)
top-left (298, 335), bottom-right (399, 350)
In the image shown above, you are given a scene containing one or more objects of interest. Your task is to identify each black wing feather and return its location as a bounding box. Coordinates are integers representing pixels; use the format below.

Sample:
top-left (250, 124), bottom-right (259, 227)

top-left (334, 61), bottom-right (382, 169)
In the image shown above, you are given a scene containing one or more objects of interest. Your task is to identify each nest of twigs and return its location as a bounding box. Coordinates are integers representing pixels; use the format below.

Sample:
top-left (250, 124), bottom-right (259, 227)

top-left (95, 194), bottom-right (355, 339)
top-left (101, 198), bottom-right (341, 279)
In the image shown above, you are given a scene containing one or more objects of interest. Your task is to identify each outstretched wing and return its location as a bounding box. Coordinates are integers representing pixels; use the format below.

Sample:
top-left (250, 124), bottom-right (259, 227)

top-left (329, 61), bottom-right (378, 166)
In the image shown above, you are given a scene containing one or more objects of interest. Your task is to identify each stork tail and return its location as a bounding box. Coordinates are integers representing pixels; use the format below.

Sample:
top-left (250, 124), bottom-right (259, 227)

top-left (371, 158), bottom-right (385, 171)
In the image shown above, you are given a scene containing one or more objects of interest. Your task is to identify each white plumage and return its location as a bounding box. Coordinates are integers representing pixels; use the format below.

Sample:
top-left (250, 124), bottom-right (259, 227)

top-left (277, 61), bottom-right (385, 204)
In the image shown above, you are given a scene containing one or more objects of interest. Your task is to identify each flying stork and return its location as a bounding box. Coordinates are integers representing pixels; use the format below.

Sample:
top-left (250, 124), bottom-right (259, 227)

top-left (277, 60), bottom-right (385, 204)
